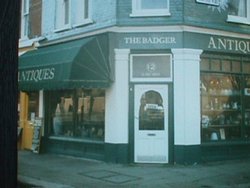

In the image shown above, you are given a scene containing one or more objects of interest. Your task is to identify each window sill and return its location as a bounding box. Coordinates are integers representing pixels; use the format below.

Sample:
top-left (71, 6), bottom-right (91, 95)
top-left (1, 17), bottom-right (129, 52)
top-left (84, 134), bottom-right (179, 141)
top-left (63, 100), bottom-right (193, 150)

top-left (130, 11), bottom-right (171, 18)
top-left (201, 140), bottom-right (250, 146)
top-left (227, 16), bottom-right (250, 25)
top-left (49, 135), bottom-right (104, 144)
top-left (72, 19), bottom-right (93, 28)
top-left (54, 25), bottom-right (71, 33)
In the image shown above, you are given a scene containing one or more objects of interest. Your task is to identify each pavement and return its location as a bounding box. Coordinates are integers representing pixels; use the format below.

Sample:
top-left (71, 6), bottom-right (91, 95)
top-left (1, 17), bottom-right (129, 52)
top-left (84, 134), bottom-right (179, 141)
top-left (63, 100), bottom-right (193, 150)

top-left (18, 150), bottom-right (250, 188)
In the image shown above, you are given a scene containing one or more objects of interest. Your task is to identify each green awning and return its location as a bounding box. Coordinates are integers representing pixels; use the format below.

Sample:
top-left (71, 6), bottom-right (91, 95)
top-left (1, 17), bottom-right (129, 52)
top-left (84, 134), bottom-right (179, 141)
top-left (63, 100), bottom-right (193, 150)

top-left (19, 34), bottom-right (112, 91)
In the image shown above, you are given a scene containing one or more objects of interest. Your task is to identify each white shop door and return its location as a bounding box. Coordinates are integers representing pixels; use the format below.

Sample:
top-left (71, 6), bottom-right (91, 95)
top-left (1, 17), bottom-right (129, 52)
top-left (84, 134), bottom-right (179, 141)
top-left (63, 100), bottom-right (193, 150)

top-left (134, 84), bottom-right (169, 163)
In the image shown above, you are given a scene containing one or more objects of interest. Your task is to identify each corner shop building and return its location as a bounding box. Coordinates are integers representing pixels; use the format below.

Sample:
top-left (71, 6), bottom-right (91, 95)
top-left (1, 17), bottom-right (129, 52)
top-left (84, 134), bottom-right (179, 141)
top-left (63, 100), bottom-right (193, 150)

top-left (19, 31), bottom-right (250, 164)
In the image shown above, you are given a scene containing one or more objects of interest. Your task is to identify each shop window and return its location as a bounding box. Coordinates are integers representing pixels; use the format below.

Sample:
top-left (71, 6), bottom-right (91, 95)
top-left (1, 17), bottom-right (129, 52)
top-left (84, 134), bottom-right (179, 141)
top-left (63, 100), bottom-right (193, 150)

top-left (244, 77), bottom-right (250, 138)
top-left (130, 0), bottom-right (170, 17)
top-left (28, 92), bottom-right (39, 122)
top-left (200, 55), bottom-right (250, 142)
top-left (227, 0), bottom-right (250, 25)
top-left (51, 89), bottom-right (105, 140)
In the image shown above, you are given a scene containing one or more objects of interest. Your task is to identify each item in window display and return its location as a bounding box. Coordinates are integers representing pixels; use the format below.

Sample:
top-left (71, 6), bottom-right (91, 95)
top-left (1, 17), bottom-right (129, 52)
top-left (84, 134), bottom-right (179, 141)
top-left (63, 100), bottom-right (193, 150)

top-left (244, 88), bottom-right (250, 96)
top-left (200, 81), bottom-right (207, 93)
top-left (97, 128), bottom-right (104, 138)
top-left (89, 127), bottom-right (96, 138)
top-left (81, 126), bottom-right (88, 137)
top-left (220, 128), bottom-right (225, 140)
top-left (231, 102), bottom-right (238, 110)
top-left (53, 116), bottom-right (62, 135)
top-left (210, 132), bottom-right (219, 141)
top-left (219, 114), bottom-right (225, 125)
top-left (210, 100), bottom-right (214, 110)
top-left (30, 112), bottom-right (35, 122)
top-left (202, 115), bottom-right (210, 128)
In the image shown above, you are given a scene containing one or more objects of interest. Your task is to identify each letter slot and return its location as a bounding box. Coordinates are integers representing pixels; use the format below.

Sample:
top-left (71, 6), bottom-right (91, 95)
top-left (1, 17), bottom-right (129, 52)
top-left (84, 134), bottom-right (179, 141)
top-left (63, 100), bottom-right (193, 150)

top-left (147, 133), bottom-right (156, 136)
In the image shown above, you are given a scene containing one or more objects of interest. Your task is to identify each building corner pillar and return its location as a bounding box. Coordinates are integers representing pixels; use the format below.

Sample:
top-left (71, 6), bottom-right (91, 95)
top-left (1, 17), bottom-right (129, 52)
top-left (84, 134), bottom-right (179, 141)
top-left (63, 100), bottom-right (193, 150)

top-left (105, 49), bottom-right (130, 163)
top-left (172, 48), bottom-right (203, 164)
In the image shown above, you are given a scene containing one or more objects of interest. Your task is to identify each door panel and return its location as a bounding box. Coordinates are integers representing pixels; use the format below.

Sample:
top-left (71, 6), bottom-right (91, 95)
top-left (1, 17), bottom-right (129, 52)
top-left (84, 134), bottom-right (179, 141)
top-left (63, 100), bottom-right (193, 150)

top-left (134, 85), bottom-right (168, 163)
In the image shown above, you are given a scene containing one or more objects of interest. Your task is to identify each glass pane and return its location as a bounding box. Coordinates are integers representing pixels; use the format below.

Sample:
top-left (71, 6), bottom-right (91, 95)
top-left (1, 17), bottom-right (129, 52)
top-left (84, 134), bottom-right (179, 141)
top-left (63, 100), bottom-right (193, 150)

top-left (231, 61), bottom-right (241, 73)
top-left (84, 0), bottom-right (89, 19)
top-left (221, 60), bottom-right (231, 72)
top-left (243, 62), bottom-right (250, 74)
top-left (28, 92), bottom-right (39, 121)
top-left (210, 59), bottom-right (220, 71)
top-left (64, 0), bottom-right (69, 24)
top-left (200, 58), bottom-right (210, 71)
top-left (51, 89), bottom-right (105, 140)
top-left (139, 91), bottom-right (164, 130)
top-left (141, 0), bottom-right (168, 9)
top-left (228, 0), bottom-right (247, 17)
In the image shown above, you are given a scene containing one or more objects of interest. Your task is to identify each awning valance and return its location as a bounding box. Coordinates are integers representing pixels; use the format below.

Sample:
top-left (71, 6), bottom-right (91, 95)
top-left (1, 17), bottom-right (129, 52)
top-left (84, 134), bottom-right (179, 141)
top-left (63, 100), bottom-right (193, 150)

top-left (19, 34), bottom-right (112, 91)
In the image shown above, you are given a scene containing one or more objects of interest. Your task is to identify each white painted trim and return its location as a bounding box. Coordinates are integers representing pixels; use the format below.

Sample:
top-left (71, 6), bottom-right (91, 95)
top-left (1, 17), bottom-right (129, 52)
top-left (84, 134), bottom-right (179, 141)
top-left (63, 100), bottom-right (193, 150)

top-left (38, 90), bottom-right (43, 118)
top-left (72, 18), bottom-right (93, 28)
top-left (130, 12), bottom-right (171, 17)
top-left (39, 90), bottom-right (44, 136)
top-left (172, 48), bottom-right (203, 145)
top-left (227, 15), bottom-right (250, 25)
top-left (105, 49), bottom-right (130, 144)
top-left (19, 36), bottom-right (46, 48)
top-left (40, 25), bottom-right (250, 46)
top-left (130, 0), bottom-right (170, 18)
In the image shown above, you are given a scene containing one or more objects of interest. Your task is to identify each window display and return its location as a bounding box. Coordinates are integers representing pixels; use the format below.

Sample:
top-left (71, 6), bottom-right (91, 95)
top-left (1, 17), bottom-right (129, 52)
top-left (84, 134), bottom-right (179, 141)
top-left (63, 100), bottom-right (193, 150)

top-left (50, 89), bottom-right (105, 140)
top-left (244, 77), bottom-right (250, 138)
top-left (200, 55), bottom-right (250, 142)
top-left (201, 74), bottom-right (242, 141)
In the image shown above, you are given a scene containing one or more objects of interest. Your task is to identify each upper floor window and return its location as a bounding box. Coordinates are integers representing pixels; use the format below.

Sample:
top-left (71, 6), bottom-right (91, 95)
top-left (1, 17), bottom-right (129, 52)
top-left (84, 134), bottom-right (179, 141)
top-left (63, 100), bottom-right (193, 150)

top-left (130, 0), bottom-right (170, 17)
top-left (228, 0), bottom-right (250, 25)
top-left (20, 0), bottom-right (42, 39)
top-left (55, 0), bottom-right (92, 32)
top-left (21, 0), bottom-right (29, 38)
top-left (55, 0), bottom-right (71, 30)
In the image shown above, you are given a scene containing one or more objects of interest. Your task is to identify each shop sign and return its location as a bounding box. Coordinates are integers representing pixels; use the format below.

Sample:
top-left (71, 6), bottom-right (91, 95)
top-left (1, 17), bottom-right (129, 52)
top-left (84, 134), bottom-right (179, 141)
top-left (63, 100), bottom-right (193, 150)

top-left (124, 36), bottom-right (176, 45)
top-left (196, 0), bottom-right (219, 6)
top-left (116, 32), bottom-right (182, 49)
top-left (18, 67), bottom-right (55, 82)
top-left (184, 32), bottom-right (250, 55)
top-left (130, 54), bottom-right (172, 82)
top-left (208, 36), bottom-right (250, 54)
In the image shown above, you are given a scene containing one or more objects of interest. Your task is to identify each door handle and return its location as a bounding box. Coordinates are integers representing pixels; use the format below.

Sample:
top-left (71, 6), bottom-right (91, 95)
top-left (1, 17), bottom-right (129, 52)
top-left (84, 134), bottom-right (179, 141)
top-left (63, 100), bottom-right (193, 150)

top-left (147, 133), bottom-right (156, 136)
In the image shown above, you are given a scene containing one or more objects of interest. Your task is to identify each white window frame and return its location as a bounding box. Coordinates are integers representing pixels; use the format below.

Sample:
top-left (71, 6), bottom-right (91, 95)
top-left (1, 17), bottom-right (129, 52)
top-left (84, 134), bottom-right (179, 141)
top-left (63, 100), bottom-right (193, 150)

top-left (54, 0), bottom-right (71, 32)
top-left (130, 0), bottom-right (170, 17)
top-left (20, 0), bottom-right (30, 39)
top-left (227, 0), bottom-right (250, 25)
top-left (130, 54), bottom-right (173, 82)
top-left (72, 0), bottom-right (93, 28)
